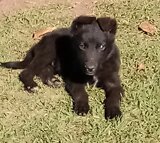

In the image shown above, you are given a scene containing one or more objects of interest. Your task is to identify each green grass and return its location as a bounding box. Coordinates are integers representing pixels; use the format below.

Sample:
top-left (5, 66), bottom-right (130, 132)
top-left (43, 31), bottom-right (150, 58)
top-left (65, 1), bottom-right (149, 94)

top-left (0, 0), bottom-right (160, 142)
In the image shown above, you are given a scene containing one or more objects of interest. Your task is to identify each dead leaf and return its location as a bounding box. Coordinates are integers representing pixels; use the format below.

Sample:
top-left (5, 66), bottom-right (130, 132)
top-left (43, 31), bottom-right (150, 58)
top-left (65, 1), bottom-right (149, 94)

top-left (32, 27), bottom-right (55, 40)
top-left (138, 21), bottom-right (157, 35)
top-left (137, 63), bottom-right (145, 70)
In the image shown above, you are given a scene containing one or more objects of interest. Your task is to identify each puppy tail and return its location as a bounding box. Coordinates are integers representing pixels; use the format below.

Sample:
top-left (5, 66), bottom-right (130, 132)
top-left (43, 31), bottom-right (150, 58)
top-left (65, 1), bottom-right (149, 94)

top-left (0, 61), bottom-right (27, 69)
top-left (1, 49), bottom-right (34, 69)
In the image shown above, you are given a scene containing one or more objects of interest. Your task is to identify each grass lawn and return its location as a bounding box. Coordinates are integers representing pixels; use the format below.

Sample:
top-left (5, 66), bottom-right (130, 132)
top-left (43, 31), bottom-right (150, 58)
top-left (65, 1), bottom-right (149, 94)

top-left (0, 0), bottom-right (160, 142)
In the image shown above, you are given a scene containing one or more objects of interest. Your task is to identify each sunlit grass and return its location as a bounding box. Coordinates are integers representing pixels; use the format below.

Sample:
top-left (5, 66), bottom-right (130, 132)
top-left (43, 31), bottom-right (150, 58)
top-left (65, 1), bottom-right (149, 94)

top-left (0, 0), bottom-right (160, 142)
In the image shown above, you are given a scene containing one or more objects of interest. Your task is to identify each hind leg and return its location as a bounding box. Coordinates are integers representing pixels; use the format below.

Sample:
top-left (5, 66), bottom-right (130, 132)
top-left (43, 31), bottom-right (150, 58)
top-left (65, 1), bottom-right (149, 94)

top-left (19, 53), bottom-right (53, 92)
top-left (38, 65), bottom-right (62, 87)
top-left (19, 69), bottom-right (37, 92)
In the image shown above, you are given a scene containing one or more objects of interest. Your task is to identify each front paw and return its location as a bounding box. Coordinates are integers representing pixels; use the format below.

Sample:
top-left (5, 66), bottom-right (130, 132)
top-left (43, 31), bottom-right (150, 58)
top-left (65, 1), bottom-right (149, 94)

top-left (73, 100), bottom-right (89, 116)
top-left (105, 105), bottom-right (122, 119)
top-left (24, 82), bottom-right (38, 93)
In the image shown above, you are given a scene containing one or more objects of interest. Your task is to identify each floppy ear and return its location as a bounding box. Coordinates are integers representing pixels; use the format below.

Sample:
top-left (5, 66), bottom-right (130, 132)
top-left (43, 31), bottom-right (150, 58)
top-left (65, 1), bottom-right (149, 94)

top-left (96, 17), bottom-right (117, 35)
top-left (71, 15), bottom-right (96, 33)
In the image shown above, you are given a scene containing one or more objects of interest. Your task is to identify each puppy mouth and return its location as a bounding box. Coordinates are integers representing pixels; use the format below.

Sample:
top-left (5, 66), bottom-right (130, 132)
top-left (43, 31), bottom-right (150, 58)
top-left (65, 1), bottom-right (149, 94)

top-left (86, 72), bottom-right (94, 76)
top-left (85, 69), bottom-right (95, 76)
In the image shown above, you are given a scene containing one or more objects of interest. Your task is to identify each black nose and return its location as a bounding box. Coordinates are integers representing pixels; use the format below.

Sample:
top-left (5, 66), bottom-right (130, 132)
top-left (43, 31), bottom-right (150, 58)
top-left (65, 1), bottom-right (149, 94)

top-left (85, 65), bottom-right (96, 73)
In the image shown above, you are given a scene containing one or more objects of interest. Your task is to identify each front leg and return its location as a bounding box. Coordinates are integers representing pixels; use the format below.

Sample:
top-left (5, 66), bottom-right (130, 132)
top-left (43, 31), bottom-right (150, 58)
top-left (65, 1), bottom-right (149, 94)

top-left (65, 80), bottom-right (89, 115)
top-left (101, 73), bottom-right (123, 119)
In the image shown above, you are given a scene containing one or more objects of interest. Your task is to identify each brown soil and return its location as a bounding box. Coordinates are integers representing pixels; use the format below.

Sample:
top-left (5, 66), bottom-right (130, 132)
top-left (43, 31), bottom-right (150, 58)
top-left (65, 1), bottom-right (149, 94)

top-left (0, 0), bottom-right (96, 17)
top-left (71, 0), bottom-right (94, 17)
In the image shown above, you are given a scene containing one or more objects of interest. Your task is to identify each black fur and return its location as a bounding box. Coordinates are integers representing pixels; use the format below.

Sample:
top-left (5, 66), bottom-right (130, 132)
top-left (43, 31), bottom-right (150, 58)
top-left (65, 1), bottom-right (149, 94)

top-left (1, 16), bottom-right (124, 119)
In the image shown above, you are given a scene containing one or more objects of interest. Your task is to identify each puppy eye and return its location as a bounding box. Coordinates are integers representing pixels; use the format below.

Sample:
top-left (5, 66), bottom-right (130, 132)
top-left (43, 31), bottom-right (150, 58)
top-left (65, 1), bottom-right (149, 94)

top-left (99, 43), bottom-right (106, 51)
top-left (79, 42), bottom-right (86, 50)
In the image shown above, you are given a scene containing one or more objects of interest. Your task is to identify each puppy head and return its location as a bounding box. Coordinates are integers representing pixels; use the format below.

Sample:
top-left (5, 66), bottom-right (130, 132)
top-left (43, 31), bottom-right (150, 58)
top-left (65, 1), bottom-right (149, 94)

top-left (71, 16), bottom-right (117, 76)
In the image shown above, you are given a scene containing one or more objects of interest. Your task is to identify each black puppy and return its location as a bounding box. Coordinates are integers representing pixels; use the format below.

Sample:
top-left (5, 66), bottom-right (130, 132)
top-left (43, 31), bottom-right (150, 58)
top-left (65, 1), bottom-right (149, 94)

top-left (1, 16), bottom-right (123, 119)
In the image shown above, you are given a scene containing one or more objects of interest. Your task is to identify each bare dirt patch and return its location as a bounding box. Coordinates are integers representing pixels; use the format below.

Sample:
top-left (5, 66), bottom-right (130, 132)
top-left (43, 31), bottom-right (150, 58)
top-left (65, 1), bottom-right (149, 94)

top-left (0, 0), bottom-right (95, 17)
top-left (70, 0), bottom-right (94, 17)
